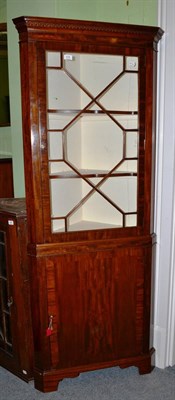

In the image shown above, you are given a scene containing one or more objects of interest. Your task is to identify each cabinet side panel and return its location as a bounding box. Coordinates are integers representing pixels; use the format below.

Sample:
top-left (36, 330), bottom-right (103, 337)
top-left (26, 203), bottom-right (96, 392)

top-left (29, 255), bottom-right (51, 370)
top-left (144, 48), bottom-right (154, 234)
top-left (19, 41), bottom-right (44, 243)
top-left (14, 218), bottom-right (34, 373)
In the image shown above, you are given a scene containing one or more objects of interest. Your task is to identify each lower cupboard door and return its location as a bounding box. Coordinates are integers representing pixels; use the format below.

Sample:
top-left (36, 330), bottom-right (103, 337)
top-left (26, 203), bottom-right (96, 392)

top-left (45, 246), bottom-right (150, 369)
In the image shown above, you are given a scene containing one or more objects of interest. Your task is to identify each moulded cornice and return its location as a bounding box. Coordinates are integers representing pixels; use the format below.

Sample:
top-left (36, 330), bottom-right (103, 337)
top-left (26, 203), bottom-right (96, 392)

top-left (13, 16), bottom-right (164, 46)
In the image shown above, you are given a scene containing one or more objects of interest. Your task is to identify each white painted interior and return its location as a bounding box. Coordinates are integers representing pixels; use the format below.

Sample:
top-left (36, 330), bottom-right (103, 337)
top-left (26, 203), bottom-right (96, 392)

top-left (153, 0), bottom-right (175, 368)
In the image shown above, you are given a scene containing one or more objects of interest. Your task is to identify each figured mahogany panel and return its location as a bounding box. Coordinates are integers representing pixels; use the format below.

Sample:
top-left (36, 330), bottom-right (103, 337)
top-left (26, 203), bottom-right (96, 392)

top-left (32, 240), bottom-right (151, 371)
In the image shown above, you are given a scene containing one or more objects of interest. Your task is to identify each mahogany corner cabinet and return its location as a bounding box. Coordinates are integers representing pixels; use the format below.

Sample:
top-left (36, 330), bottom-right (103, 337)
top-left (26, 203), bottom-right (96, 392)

top-left (13, 16), bottom-right (163, 392)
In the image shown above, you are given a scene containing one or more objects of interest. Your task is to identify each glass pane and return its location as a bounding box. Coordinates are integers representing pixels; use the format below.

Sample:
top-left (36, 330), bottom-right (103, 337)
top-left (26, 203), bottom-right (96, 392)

top-left (0, 315), bottom-right (4, 341)
top-left (46, 51), bottom-right (61, 67)
top-left (49, 161), bottom-right (74, 175)
top-left (48, 131), bottom-right (63, 160)
top-left (47, 69), bottom-right (90, 110)
top-left (126, 56), bottom-right (138, 71)
top-left (116, 160), bottom-right (137, 173)
top-left (0, 231), bottom-right (4, 243)
top-left (68, 188), bottom-right (123, 231)
top-left (64, 53), bottom-right (123, 97)
top-left (125, 214), bottom-right (137, 227)
top-left (0, 242), bottom-right (6, 278)
top-left (50, 178), bottom-right (91, 217)
top-left (126, 132), bottom-right (138, 158)
top-left (67, 115), bottom-right (123, 171)
top-left (51, 219), bottom-right (65, 233)
top-left (112, 114), bottom-right (138, 130)
top-left (47, 112), bottom-right (78, 130)
top-left (5, 313), bottom-right (12, 345)
top-left (101, 177), bottom-right (137, 213)
top-left (1, 278), bottom-right (8, 311)
top-left (100, 73), bottom-right (138, 111)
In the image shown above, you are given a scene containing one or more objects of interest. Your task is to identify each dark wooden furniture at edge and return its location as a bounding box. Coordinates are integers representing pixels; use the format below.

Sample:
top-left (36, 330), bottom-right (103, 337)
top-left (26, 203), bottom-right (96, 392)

top-left (0, 158), bottom-right (14, 198)
top-left (0, 198), bottom-right (33, 381)
top-left (11, 17), bottom-right (164, 392)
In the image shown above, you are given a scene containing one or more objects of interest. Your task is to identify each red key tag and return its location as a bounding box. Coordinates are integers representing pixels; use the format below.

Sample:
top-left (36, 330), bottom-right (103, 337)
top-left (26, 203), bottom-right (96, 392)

top-left (46, 315), bottom-right (53, 337)
top-left (46, 327), bottom-right (52, 337)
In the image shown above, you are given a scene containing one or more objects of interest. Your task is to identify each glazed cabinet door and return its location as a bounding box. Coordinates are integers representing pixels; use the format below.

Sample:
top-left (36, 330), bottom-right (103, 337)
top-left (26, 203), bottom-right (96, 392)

top-left (44, 50), bottom-right (140, 235)
top-left (13, 15), bottom-right (163, 244)
top-left (37, 45), bottom-right (148, 243)
top-left (0, 221), bottom-right (14, 357)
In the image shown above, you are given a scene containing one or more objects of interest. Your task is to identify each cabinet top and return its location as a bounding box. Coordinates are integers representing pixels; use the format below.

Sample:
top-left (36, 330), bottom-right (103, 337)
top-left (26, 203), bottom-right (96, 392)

top-left (0, 198), bottom-right (26, 217)
top-left (13, 16), bottom-right (163, 48)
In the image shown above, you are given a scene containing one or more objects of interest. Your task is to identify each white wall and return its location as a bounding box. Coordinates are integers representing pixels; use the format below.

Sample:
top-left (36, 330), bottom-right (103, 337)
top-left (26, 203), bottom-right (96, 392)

top-left (153, 0), bottom-right (175, 368)
top-left (0, 0), bottom-right (12, 156)
top-left (0, 126), bottom-right (12, 155)
top-left (7, 0), bottom-right (57, 196)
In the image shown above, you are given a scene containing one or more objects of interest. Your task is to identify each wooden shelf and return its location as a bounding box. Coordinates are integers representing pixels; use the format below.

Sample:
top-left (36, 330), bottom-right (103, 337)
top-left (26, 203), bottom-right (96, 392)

top-left (49, 169), bottom-right (137, 178)
top-left (47, 109), bottom-right (138, 116)
top-left (52, 219), bottom-right (122, 232)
